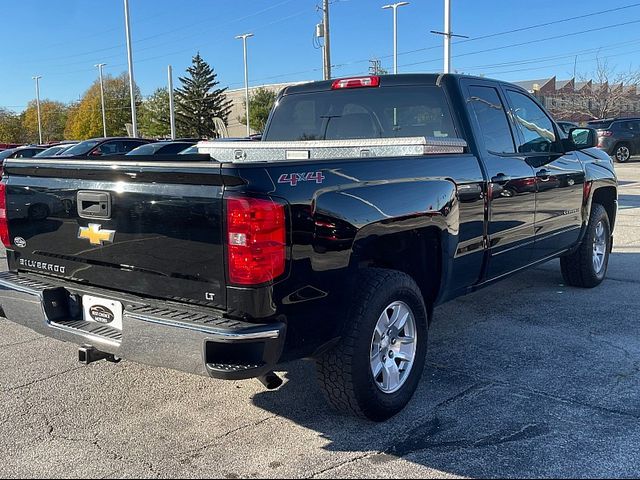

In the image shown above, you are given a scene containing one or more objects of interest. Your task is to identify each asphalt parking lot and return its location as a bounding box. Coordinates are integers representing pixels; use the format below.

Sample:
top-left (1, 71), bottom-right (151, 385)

top-left (1, 161), bottom-right (639, 479)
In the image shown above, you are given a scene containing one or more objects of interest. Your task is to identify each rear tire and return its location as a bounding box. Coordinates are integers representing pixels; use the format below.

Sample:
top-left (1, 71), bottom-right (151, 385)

top-left (560, 203), bottom-right (611, 288)
top-left (613, 143), bottom-right (631, 163)
top-left (315, 268), bottom-right (428, 421)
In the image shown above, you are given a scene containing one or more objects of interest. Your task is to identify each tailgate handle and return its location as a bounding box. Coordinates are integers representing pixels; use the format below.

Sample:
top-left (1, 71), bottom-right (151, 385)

top-left (77, 191), bottom-right (111, 220)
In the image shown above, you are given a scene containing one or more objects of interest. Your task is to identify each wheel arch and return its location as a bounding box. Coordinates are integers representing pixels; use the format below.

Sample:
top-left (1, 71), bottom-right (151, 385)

top-left (591, 185), bottom-right (617, 231)
top-left (350, 225), bottom-right (448, 313)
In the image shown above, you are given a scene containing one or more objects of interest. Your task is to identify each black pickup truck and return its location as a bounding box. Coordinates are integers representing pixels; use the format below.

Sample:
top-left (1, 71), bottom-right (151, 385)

top-left (0, 74), bottom-right (617, 421)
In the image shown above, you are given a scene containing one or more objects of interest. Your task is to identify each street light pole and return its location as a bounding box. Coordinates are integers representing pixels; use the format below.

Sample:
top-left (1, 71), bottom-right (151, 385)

top-left (382, 2), bottom-right (409, 75)
top-left (168, 65), bottom-right (176, 140)
top-left (235, 33), bottom-right (254, 138)
top-left (444, 0), bottom-right (451, 74)
top-left (32, 76), bottom-right (43, 144)
top-left (95, 63), bottom-right (107, 137)
top-left (123, 0), bottom-right (138, 137)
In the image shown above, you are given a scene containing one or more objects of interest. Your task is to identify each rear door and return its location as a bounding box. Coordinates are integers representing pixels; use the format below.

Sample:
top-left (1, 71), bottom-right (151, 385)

top-left (628, 120), bottom-right (640, 153)
top-left (501, 87), bottom-right (585, 260)
top-left (462, 80), bottom-right (537, 280)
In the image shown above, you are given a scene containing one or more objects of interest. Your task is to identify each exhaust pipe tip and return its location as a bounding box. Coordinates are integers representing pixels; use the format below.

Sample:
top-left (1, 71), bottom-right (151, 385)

top-left (258, 371), bottom-right (283, 390)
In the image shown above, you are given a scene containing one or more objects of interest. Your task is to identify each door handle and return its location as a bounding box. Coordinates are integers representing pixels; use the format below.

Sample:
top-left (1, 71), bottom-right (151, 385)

top-left (491, 173), bottom-right (511, 184)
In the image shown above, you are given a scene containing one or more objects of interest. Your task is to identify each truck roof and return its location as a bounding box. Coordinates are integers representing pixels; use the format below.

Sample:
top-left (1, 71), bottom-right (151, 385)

top-left (280, 73), bottom-right (522, 96)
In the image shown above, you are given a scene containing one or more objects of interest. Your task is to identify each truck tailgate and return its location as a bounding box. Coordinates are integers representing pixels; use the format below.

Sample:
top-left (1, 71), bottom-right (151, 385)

top-left (3, 160), bottom-right (228, 308)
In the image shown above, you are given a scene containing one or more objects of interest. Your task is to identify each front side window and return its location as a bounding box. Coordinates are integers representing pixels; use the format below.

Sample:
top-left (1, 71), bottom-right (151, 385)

top-left (467, 86), bottom-right (515, 154)
top-left (264, 86), bottom-right (457, 141)
top-left (94, 141), bottom-right (119, 156)
top-left (506, 90), bottom-right (558, 154)
top-left (14, 149), bottom-right (37, 158)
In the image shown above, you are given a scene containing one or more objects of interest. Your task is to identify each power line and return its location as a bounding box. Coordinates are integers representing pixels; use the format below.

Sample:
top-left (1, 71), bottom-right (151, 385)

top-left (396, 18), bottom-right (640, 69)
top-left (456, 36), bottom-right (640, 72)
top-left (316, 2), bottom-right (640, 72)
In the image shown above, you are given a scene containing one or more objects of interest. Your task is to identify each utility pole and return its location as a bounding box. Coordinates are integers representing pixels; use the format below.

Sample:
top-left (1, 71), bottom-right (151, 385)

top-left (123, 0), bottom-right (138, 137)
top-left (382, 2), bottom-right (409, 75)
top-left (322, 0), bottom-right (331, 80)
top-left (32, 76), bottom-right (43, 144)
top-left (235, 33), bottom-right (254, 137)
top-left (95, 63), bottom-right (107, 137)
top-left (168, 65), bottom-right (176, 140)
top-left (430, 0), bottom-right (467, 74)
top-left (369, 59), bottom-right (382, 75)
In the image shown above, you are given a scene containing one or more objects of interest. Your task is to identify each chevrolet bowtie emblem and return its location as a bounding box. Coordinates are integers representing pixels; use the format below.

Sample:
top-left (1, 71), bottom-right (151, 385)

top-left (78, 224), bottom-right (116, 246)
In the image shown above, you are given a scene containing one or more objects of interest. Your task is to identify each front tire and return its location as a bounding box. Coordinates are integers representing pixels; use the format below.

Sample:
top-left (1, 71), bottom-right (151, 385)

top-left (560, 203), bottom-right (611, 288)
top-left (316, 268), bottom-right (428, 421)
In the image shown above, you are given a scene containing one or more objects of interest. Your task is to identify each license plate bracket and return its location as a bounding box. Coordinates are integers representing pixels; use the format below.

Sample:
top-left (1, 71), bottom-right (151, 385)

top-left (82, 295), bottom-right (123, 331)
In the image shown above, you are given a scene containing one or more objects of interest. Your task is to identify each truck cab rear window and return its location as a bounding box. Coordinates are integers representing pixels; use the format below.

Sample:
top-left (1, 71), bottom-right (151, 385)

top-left (264, 86), bottom-right (457, 141)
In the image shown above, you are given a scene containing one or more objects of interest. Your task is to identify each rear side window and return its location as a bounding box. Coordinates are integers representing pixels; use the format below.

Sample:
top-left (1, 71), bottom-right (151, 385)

top-left (158, 143), bottom-right (193, 154)
top-left (467, 86), bottom-right (515, 154)
top-left (616, 121), bottom-right (640, 131)
top-left (264, 86), bottom-right (457, 141)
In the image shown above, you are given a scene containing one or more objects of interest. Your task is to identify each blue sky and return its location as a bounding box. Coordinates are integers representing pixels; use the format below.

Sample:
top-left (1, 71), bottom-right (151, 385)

top-left (1, 0), bottom-right (639, 112)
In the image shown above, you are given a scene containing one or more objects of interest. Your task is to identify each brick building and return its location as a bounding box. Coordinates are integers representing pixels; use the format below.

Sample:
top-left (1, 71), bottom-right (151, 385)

top-left (513, 76), bottom-right (640, 122)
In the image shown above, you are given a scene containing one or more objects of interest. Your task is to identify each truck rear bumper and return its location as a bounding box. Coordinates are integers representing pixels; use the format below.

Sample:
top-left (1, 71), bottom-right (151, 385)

top-left (0, 272), bottom-right (286, 381)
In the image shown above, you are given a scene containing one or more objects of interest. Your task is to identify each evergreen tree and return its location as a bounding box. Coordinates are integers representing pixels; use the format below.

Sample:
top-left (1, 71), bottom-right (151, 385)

top-left (139, 87), bottom-right (170, 138)
top-left (239, 87), bottom-right (277, 133)
top-left (175, 53), bottom-right (232, 139)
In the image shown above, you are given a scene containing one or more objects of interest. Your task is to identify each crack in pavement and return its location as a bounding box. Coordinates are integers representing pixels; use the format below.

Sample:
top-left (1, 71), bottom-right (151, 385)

top-left (427, 361), bottom-right (640, 420)
top-left (179, 413), bottom-right (281, 464)
top-left (3, 366), bottom-right (84, 393)
top-left (0, 338), bottom-right (41, 349)
top-left (309, 383), bottom-right (491, 478)
top-left (310, 451), bottom-right (383, 479)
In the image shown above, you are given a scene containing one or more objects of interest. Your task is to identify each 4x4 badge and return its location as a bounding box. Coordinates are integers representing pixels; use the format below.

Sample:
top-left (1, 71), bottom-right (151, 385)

top-left (78, 224), bottom-right (116, 246)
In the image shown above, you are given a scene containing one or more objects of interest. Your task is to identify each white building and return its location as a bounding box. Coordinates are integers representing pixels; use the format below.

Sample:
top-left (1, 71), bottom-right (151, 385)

top-left (224, 81), bottom-right (309, 137)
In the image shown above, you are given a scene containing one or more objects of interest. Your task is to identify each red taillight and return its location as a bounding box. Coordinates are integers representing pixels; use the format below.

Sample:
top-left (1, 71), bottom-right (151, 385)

top-left (583, 180), bottom-right (593, 205)
top-left (0, 182), bottom-right (10, 247)
top-left (226, 195), bottom-right (286, 285)
top-left (331, 76), bottom-right (380, 90)
top-left (599, 131), bottom-right (613, 137)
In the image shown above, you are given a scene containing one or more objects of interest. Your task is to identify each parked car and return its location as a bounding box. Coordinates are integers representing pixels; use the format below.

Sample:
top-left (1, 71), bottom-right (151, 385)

top-left (588, 117), bottom-right (640, 163)
top-left (0, 146), bottom-right (46, 160)
top-left (0, 143), bottom-right (22, 152)
top-left (57, 137), bottom-right (152, 158)
top-left (34, 142), bottom-right (79, 158)
top-left (126, 141), bottom-right (197, 156)
top-left (0, 74), bottom-right (617, 421)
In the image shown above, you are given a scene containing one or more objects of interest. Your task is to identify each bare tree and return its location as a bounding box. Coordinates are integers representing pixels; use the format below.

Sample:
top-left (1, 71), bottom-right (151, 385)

top-left (548, 57), bottom-right (640, 121)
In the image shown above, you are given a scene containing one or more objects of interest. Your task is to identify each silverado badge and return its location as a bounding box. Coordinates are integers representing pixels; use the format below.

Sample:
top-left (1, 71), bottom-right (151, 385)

top-left (78, 224), bottom-right (116, 246)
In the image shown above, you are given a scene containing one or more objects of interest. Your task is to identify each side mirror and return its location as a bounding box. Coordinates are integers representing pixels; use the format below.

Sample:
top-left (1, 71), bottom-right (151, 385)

top-left (565, 127), bottom-right (598, 151)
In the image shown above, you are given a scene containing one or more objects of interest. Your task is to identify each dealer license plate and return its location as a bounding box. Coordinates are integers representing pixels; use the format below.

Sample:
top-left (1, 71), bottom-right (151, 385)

top-left (82, 295), bottom-right (123, 331)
